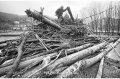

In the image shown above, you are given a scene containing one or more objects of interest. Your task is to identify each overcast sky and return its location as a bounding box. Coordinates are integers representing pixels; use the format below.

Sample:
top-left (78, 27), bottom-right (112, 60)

top-left (0, 0), bottom-right (117, 18)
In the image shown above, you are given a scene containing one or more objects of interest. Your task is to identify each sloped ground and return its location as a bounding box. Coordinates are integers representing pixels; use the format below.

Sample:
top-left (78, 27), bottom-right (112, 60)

top-left (102, 57), bottom-right (120, 78)
top-left (70, 62), bottom-right (100, 78)
top-left (68, 56), bottom-right (120, 78)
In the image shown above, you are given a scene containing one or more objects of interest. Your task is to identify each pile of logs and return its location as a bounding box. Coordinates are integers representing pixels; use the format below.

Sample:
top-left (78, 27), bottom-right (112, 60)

top-left (0, 30), bottom-right (119, 78)
top-left (0, 8), bottom-right (119, 78)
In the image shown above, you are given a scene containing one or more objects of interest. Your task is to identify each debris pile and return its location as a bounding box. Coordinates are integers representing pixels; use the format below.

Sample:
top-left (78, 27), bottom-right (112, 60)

top-left (0, 8), bottom-right (119, 78)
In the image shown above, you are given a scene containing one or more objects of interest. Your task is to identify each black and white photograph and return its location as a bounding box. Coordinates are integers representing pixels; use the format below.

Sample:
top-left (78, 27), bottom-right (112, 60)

top-left (0, 0), bottom-right (120, 78)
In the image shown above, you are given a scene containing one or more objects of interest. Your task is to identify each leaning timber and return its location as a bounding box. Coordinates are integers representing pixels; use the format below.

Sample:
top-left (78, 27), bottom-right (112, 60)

top-left (25, 9), bottom-right (62, 30)
top-left (57, 38), bottom-right (120, 78)
top-left (5, 33), bottom-right (28, 78)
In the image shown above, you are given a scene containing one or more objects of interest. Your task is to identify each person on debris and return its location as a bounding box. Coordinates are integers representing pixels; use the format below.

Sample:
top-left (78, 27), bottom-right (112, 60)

top-left (55, 6), bottom-right (67, 23)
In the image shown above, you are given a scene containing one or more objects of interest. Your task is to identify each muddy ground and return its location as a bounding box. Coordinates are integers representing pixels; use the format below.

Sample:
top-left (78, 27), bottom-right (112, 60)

top-left (68, 56), bottom-right (120, 78)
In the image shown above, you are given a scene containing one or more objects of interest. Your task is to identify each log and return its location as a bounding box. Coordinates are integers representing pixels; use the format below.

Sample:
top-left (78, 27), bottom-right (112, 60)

top-left (27, 39), bottom-right (61, 44)
top-left (0, 55), bottom-right (48, 76)
top-left (0, 43), bottom-right (7, 49)
top-left (57, 38), bottom-right (120, 78)
top-left (65, 43), bottom-right (94, 54)
top-left (67, 7), bottom-right (74, 22)
top-left (0, 39), bottom-right (19, 44)
top-left (0, 44), bottom-right (66, 68)
top-left (0, 38), bottom-right (61, 45)
top-left (96, 57), bottom-right (104, 78)
top-left (20, 43), bottom-right (94, 77)
top-left (46, 42), bottom-right (108, 71)
top-left (0, 44), bottom-right (61, 68)
top-left (5, 33), bottom-right (28, 78)
top-left (22, 55), bottom-right (51, 78)
top-left (25, 9), bottom-right (62, 31)
top-left (0, 43), bottom-right (92, 77)
top-left (35, 34), bottom-right (49, 51)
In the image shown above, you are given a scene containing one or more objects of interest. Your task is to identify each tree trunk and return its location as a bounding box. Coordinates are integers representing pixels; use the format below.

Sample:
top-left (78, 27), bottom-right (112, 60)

top-left (0, 53), bottom-right (50, 76)
top-left (57, 38), bottom-right (120, 78)
top-left (96, 57), bottom-right (104, 78)
top-left (18, 43), bottom-right (93, 77)
top-left (0, 44), bottom-right (68, 69)
top-left (22, 55), bottom-right (51, 78)
top-left (35, 34), bottom-right (49, 51)
top-left (5, 33), bottom-right (28, 78)
top-left (25, 9), bottom-right (62, 31)
top-left (46, 42), bottom-right (108, 71)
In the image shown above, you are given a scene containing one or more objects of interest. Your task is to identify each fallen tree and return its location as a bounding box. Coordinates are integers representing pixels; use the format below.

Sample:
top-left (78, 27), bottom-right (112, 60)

top-left (25, 9), bottom-right (62, 31)
top-left (0, 43), bottom-right (92, 77)
top-left (5, 33), bottom-right (28, 78)
top-left (57, 38), bottom-right (120, 78)
top-left (96, 57), bottom-right (104, 78)
top-left (21, 42), bottom-right (108, 78)
top-left (0, 54), bottom-right (48, 76)
top-left (46, 42), bottom-right (108, 71)
top-left (0, 43), bottom-right (69, 76)
top-left (18, 43), bottom-right (93, 77)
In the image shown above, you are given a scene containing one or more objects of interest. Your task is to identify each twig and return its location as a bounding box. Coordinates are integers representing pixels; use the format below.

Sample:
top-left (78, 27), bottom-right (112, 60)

top-left (35, 34), bottom-right (49, 51)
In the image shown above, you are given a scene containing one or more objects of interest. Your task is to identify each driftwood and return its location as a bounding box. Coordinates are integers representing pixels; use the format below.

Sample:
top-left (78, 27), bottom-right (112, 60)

top-left (5, 33), bottom-right (28, 78)
top-left (0, 39), bottom-right (19, 44)
top-left (25, 9), bottom-right (62, 31)
top-left (0, 54), bottom-right (47, 76)
top-left (0, 44), bottom-right (67, 69)
top-left (22, 55), bottom-right (51, 78)
top-left (0, 44), bottom-right (62, 68)
top-left (13, 54), bottom-right (52, 78)
top-left (0, 43), bottom-right (92, 77)
top-left (46, 42), bottom-right (108, 71)
top-left (57, 38), bottom-right (120, 78)
top-left (0, 43), bottom-right (7, 49)
top-left (35, 34), bottom-right (49, 51)
top-left (20, 43), bottom-right (94, 77)
top-left (96, 57), bottom-right (104, 78)
top-left (0, 43), bottom-right (69, 76)
top-left (0, 38), bottom-right (61, 46)
top-left (65, 43), bottom-right (94, 54)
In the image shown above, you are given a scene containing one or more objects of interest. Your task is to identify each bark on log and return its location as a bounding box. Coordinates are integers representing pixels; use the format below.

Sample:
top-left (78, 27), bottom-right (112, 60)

top-left (35, 34), bottom-right (49, 51)
top-left (66, 43), bottom-right (94, 54)
top-left (25, 9), bottom-right (62, 31)
top-left (0, 43), bottom-right (7, 49)
top-left (96, 57), bottom-right (104, 78)
top-left (57, 38), bottom-right (120, 78)
top-left (0, 39), bottom-right (19, 44)
top-left (27, 39), bottom-right (61, 44)
top-left (0, 44), bottom-right (66, 68)
top-left (46, 42), bottom-right (108, 71)
top-left (0, 44), bottom-right (61, 68)
top-left (22, 55), bottom-right (51, 78)
top-left (20, 43), bottom-right (94, 77)
top-left (0, 43), bottom-right (92, 77)
top-left (0, 38), bottom-right (61, 45)
top-left (0, 55), bottom-right (47, 76)
top-left (5, 33), bottom-right (28, 78)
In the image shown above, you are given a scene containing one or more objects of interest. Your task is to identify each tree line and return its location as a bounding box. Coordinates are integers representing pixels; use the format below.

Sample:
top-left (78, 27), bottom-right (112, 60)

top-left (82, 2), bottom-right (120, 36)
